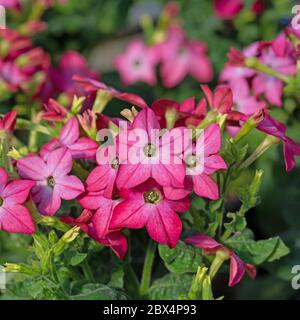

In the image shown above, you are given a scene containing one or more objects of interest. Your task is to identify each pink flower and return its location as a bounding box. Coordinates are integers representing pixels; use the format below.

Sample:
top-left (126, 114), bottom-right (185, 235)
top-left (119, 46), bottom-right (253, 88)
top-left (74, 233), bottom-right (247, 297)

top-left (52, 51), bottom-right (99, 96)
top-left (40, 117), bottom-right (98, 160)
top-left (111, 179), bottom-right (190, 248)
top-left (84, 145), bottom-right (121, 198)
top-left (79, 184), bottom-right (128, 259)
top-left (40, 98), bottom-right (68, 122)
top-left (201, 84), bottom-right (234, 114)
top-left (0, 0), bottom-right (20, 10)
top-left (39, 51), bottom-right (99, 103)
top-left (0, 111), bottom-right (17, 133)
top-left (17, 148), bottom-right (84, 216)
top-left (160, 26), bottom-right (213, 87)
top-left (114, 39), bottom-right (158, 86)
top-left (116, 108), bottom-right (186, 189)
top-left (185, 234), bottom-right (256, 287)
top-left (0, 60), bottom-right (27, 91)
top-left (257, 114), bottom-right (300, 172)
top-left (231, 81), bottom-right (265, 116)
top-left (61, 207), bottom-right (128, 260)
top-left (152, 97), bottom-right (205, 128)
top-left (0, 167), bottom-right (35, 234)
top-left (213, 0), bottom-right (243, 19)
top-left (220, 44), bottom-right (258, 89)
top-left (73, 76), bottom-right (149, 109)
top-left (164, 124), bottom-right (227, 201)
top-left (213, 0), bottom-right (264, 19)
top-left (252, 46), bottom-right (296, 106)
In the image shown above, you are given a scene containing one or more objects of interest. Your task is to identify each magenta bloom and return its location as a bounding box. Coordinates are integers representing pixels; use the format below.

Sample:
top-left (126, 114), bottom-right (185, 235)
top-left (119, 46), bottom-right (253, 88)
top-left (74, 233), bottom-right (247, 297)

top-left (17, 148), bottom-right (84, 216)
top-left (0, 60), bottom-right (27, 91)
top-left (213, 0), bottom-right (264, 19)
top-left (252, 46), bottom-right (296, 106)
top-left (0, 0), bottom-right (20, 10)
top-left (152, 97), bottom-right (205, 128)
top-left (115, 39), bottom-right (158, 86)
top-left (61, 207), bottom-right (128, 260)
top-left (83, 145), bottom-right (121, 198)
top-left (73, 75), bottom-right (149, 109)
top-left (0, 167), bottom-right (35, 234)
top-left (201, 84), bottom-right (233, 114)
top-left (257, 114), bottom-right (300, 172)
top-left (41, 98), bottom-right (68, 122)
top-left (213, 0), bottom-right (242, 19)
top-left (116, 108), bottom-right (186, 189)
top-left (52, 51), bottom-right (99, 96)
top-left (111, 179), bottom-right (190, 248)
top-left (185, 234), bottom-right (256, 287)
top-left (0, 111), bottom-right (17, 133)
top-left (160, 26), bottom-right (213, 87)
top-left (39, 51), bottom-right (99, 103)
top-left (164, 124), bottom-right (227, 201)
top-left (40, 117), bottom-right (98, 160)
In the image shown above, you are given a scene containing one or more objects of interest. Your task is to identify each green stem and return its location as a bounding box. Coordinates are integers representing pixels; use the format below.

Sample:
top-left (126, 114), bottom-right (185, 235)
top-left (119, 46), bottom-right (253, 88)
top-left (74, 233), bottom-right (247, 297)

top-left (245, 57), bottom-right (290, 84)
top-left (240, 135), bottom-right (280, 170)
top-left (139, 239), bottom-right (156, 296)
top-left (16, 118), bottom-right (51, 136)
top-left (81, 259), bottom-right (95, 283)
top-left (209, 250), bottom-right (229, 280)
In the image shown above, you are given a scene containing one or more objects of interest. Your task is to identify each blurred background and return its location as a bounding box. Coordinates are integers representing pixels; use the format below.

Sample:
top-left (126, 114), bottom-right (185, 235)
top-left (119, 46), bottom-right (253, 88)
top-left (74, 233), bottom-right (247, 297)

top-left (1, 0), bottom-right (300, 300)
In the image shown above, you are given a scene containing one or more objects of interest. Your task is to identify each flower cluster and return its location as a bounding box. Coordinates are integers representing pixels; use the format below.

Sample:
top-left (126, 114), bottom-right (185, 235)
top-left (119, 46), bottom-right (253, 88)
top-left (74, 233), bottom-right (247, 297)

top-left (0, 28), bottom-right (50, 96)
top-left (0, 1), bottom-right (298, 298)
top-left (220, 23), bottom-right (300, 171)
top-left (114, 5), bottom-right (213, 88)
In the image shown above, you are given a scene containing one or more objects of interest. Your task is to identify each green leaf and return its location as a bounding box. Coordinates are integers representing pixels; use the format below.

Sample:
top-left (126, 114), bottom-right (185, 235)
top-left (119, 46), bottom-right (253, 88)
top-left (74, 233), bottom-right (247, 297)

top-left (108, 266), bottom-right (125, 289)
top-left (238, 170), bottom-right (263, 214)
top-left (159, 241), bottom-right (203, 274)
top-left (71, 284), bottom-right (127, 300)
top-left (225, 232), bottom-right (290, 265)
top-left (70, 253), bottom-right (88, 266)
top-left (224, 170), bottom-right (263, 235)
top-left (148, 273), bottom-right (193, 300)
top-left (221, 140), bottom-right (248, 178)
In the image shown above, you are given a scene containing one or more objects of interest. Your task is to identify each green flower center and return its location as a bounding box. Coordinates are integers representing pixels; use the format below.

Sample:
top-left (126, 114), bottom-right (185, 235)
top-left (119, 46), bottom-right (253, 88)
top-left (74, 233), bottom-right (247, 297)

top-left (111, 157), bottom-right (119, 170)
top-left (47, 176), bottom-right (55, 188)
top-left (185, 154), bottom-right (197, 168)
top-left (0, 197), bottom-right (3, 207)
top-left (143, 143), bottom-right (156, 157)
top-left (144, 189), bottom-right (161, 204)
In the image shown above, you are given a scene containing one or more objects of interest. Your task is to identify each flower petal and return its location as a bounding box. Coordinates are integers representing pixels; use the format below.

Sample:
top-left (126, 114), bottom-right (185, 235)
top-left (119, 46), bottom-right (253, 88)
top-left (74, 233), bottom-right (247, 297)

top-left (110, 199), bottom-right (148, 229)
top-left (68, 137), bottom-right (98, 159)
top-left (55, 175), bottom-right (84, 200)
top-left (2, 180), bottom-right (35, 204)
top-left (33, 186), bottom-right (61, 216)
top-left (59, 117), bottom-right (79, 146)
top-left (0, 167), bottom-right (8, 193)
top-left (17, 155), bottom-right (47, 180)
top-left (0, 205), bottom-right (35, 234)
top-left (146, 202), bottom-right (182, 248)
top-left (117, 163), bottom-right (151, 189)
top-left (193, 173), bottom-right (219, 200)
top-left (185, 234), bottom-right (222, 252)
top-left (229, 253), bottom-right (246, 287)
top-left (46, 147), bottom-right (73, 177)
top-left (78, 190), bottom-right (106, 210)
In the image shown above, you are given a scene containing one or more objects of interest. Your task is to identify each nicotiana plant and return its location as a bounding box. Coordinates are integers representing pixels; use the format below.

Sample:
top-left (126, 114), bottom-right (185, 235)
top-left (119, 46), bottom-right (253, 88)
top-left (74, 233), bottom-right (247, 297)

top-left (0, 0), bottom-right (299, 300)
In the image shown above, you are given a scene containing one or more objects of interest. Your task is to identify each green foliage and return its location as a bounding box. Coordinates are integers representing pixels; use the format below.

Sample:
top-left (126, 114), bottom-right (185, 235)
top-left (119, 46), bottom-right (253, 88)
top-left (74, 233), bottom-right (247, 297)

top-left (224, 170), bottom-right (263, 235)
top-left (158, 241), bottom-right (203, 274)
top-left (70, 284), bottom-right (127, 300)
top-left (225, 230), bottom-right (290, 266)
top-left (148, 273), bottom-right (193, 300)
